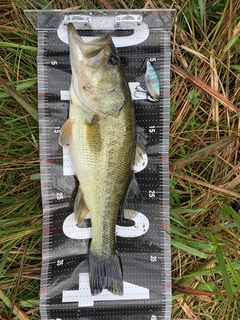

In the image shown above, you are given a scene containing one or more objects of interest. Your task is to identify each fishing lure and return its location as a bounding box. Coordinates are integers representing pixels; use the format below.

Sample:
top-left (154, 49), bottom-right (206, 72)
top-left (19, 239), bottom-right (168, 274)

top-left (144, 59), bottom-right (160, 101)
top-left (134, 58), bottom-right (160, 102)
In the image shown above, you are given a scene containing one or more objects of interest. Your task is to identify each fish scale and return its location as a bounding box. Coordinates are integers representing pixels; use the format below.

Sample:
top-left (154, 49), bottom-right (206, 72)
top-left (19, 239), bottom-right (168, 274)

top-left (26, 8), bottom-right (176, 320)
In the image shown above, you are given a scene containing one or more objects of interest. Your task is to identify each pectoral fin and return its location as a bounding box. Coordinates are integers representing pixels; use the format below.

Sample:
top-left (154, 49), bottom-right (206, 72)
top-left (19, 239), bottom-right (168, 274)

top-left (58, 119), bottom-right (73, 146)
top-left (74, 187), bottom-right (89, 226)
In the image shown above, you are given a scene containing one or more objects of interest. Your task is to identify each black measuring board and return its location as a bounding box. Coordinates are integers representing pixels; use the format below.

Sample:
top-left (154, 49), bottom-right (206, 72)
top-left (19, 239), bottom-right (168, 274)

top-left (34, 10), bottom-right (175, 320)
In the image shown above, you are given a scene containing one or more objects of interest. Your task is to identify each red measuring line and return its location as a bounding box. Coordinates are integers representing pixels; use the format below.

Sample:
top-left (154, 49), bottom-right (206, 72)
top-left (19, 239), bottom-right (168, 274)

top-left (40, 290), bottom-right (53, 293)
top-left (155, 158), bottom-right (169, 161)
top-left (40, 159), bottom-right (54, 163)
top-left (156, 223), bottom-right (170, 227)
top-left (43, 227), bottom-right (56, 233)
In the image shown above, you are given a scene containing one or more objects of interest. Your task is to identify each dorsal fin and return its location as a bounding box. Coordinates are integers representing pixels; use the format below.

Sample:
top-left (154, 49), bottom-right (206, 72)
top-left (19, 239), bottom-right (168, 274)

top-left (134, 125), bottom-right (148, 168)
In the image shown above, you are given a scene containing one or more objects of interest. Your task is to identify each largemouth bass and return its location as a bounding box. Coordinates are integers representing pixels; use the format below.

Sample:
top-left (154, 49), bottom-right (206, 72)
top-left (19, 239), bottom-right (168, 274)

top-left (59, 23), bottom-right (138, 296)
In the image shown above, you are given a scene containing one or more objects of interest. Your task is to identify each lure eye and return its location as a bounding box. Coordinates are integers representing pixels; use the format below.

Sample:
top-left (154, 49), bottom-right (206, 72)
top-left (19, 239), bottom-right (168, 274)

top-left (108, 55), bottom-right (118, 66)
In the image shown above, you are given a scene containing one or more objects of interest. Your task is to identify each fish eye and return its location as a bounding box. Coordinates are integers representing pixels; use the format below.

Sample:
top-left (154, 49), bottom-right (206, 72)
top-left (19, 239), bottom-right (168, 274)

top-left (108, 55), bottom-right (118, 66)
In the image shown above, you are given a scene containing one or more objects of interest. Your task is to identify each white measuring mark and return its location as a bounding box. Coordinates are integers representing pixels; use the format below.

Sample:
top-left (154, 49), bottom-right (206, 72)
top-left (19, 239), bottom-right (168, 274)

top-left (62, 273), bottom-right (149, 307)
top-left (63, 211), bottom-right (149, 239)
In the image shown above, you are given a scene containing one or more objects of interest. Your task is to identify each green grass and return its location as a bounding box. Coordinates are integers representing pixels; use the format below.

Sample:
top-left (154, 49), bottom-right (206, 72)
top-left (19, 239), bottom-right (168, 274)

top-left (0, 0), bottom-right (240, 319)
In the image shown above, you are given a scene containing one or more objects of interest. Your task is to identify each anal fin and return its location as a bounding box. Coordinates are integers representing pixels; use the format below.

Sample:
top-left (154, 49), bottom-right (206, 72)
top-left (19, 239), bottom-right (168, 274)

top-left (123, 209), bottom-right (138, 220)
top-left (74, 187), bottom-right (89, 227)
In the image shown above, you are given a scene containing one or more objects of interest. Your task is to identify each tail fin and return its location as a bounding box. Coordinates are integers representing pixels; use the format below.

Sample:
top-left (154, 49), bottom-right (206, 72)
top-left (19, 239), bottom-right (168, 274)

top-left (88, 249), bottom-right (123, 296)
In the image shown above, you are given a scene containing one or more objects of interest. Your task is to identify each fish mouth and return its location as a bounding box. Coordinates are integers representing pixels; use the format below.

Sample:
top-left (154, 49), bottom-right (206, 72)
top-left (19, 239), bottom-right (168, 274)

top-left (67, 23), bottom-right (111, 59)
top-left (68, 23), bottom-right (123, 118)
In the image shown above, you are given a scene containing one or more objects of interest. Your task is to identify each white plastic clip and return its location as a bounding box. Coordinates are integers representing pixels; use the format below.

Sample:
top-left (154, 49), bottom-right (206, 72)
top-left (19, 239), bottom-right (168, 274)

top-left (114, 15), bottom-right (143, 29)
top-left (62, 15), bottom-right (91, 29)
